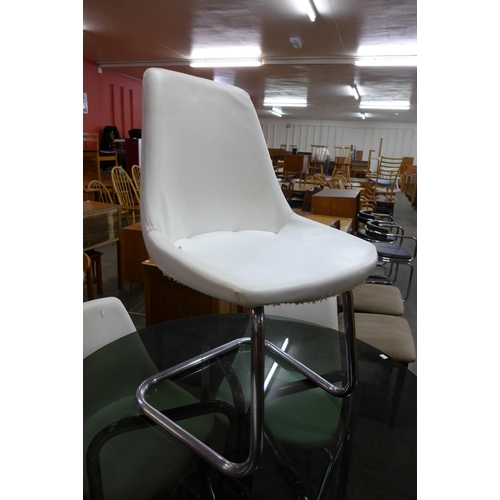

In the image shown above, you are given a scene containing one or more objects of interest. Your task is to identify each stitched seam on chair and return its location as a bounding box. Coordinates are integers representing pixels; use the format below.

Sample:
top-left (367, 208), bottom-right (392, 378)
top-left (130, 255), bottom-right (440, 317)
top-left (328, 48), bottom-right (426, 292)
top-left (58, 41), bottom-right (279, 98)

top-left (276, 211), bottom-right (295, 234)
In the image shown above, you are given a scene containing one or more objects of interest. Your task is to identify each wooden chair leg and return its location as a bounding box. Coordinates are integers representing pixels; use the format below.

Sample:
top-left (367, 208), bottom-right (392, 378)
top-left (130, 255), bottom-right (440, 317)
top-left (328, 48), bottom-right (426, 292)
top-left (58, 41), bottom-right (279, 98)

top-left (86, 269), bottom-right (94, 300)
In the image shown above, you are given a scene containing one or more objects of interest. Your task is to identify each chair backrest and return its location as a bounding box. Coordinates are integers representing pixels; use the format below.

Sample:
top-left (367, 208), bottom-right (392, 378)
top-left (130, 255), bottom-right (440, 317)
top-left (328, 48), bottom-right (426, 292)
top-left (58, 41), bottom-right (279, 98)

top-left (376, 156), bottom-right (403, 182)
top-left (326, 177), bottom-right (346, 189)
top-left (310, 145), bottom-right (328, 162)
top-left (111, 166), bottom-right (140, 209)
top-left (280, 181), bottom-right (294, 202)
top-left (306, 173), bottom-right (328, 185)
top-left (141, 68), bottom-right (292, 244)
top-left (331, 165), bottom-right (350, 184)
top-left (131, 164), bottom-right (141, 191)
top-left (334, 146), bottom-right (352, 165)
top-left (87, 180), bottom-right (114, 204)
top-left (83, 297), bottom-right (136, 358)
top-left (83, 133), bottom-right (99, 151)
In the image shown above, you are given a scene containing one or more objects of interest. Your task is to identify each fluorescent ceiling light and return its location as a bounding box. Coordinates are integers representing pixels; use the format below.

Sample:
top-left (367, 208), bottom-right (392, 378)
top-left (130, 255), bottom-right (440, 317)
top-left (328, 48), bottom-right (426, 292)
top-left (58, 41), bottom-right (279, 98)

top-left (264, 98), bottom-right (307, 107)
top-left (190, 58), bottom-right (262, 68)
top-left (271, 107), bottom-right (283, 117)
top-left (360, 101), bottom-right (410, 110)
top-left (191, 47), bottom-right (261, 59)
top-left (355, 56), bottom-right (417, 67)
top-left (351, 85), bottom-right (360, 100)
top-left (361, 113), bottom-right (366, 120)
top-left (190, 46), bottom-right (262, 67)
top-left (304, 0), bottom-right (317, 22)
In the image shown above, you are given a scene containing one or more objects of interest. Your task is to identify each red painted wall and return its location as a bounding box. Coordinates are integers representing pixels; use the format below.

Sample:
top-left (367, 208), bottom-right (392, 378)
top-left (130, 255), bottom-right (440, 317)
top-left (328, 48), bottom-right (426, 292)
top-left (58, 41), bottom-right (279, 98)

top-left (83, 60), bottom-right (143, 140)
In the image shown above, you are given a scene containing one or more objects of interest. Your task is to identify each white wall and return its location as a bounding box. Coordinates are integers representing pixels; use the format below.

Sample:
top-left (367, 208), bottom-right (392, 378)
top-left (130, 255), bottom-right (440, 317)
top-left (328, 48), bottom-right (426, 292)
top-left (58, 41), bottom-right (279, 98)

top-left (260, 118), bottom-right (417, 165)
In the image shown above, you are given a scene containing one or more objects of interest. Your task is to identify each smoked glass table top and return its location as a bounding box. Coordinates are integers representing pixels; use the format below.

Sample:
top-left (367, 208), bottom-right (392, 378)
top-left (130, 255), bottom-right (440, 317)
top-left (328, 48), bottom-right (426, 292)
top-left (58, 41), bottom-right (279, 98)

top-left (84, 314), bottom-right (416, 500)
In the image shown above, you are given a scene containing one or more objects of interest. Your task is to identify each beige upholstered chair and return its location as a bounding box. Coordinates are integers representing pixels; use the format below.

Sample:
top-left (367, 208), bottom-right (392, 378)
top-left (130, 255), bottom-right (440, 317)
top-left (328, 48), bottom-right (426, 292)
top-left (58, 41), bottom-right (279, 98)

top-left (137, 68), bottom-right (378, 477)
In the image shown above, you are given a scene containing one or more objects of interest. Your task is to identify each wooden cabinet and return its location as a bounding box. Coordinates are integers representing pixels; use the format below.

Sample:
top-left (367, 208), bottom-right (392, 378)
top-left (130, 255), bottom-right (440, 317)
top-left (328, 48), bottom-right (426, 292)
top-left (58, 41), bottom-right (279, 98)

top-left (120, 222), bottom-right (149, 284)
top-left (143, 260), bottom-right (240, 326)
top-left (311, 188), bottom-right (361, 232)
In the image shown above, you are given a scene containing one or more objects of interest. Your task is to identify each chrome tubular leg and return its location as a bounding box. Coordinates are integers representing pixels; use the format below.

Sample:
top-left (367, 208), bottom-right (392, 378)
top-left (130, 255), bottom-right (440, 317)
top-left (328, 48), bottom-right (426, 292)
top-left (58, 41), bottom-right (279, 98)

top-left (248, 306), bottom-right (265, 471)
top-left (341, 289), bottom-right (358, 395)
top-left (262, 290), bottom-right (357, 398)
top-left (135, 308), bottom-right (266, 478)
top-left (136, 302), bottom-right (356, 477)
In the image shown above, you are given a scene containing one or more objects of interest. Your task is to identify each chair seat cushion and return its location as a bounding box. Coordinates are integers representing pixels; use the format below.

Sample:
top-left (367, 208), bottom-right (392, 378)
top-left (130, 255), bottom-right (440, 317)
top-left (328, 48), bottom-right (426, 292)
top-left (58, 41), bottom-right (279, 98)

top-left (352, 284), bottom-right (404, 315)
top-left (146, 215), bottom-right (378, 307)
top-left (369, 178), bottom-right (394, 187)
top-left (338, 312), bottom-right (416, 364)
top-left (373, 242), bottom-right (411, 260)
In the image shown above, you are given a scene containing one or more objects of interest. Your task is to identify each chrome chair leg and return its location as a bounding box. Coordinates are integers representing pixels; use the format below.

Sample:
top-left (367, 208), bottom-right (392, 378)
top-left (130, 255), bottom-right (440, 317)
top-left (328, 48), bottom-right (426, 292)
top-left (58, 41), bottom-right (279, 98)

top-left (136, 293), bottom-right (358, 478)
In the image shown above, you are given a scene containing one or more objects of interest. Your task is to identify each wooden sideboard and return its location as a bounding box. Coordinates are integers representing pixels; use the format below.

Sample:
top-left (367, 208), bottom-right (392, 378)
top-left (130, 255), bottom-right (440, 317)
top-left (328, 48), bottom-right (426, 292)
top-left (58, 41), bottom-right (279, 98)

top-left (310, 188), bottom-right (361, 232)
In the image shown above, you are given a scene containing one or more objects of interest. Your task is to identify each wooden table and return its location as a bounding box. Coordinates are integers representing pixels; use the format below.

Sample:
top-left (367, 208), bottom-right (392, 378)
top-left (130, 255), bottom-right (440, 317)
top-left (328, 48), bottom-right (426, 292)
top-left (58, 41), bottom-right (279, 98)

top-left (305, 214), bottom-right (353, 233)
top-left (311, 188), bottom-right (361, 232)
top-left (83, 201), bottom-right (122, 288)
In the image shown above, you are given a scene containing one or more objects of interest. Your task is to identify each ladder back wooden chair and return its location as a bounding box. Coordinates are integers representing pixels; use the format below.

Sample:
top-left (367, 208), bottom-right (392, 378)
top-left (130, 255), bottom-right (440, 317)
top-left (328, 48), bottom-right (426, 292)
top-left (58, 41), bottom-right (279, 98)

top-left (368, 156), bottom-right (403, 202)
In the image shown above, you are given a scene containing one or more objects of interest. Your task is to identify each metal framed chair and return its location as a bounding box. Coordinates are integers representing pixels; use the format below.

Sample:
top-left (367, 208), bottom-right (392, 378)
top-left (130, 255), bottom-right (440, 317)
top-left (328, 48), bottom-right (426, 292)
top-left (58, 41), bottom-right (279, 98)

top-left (137, 68), bottom-right (378, 478)
top-left (356, 219), bottom-right (417, 302)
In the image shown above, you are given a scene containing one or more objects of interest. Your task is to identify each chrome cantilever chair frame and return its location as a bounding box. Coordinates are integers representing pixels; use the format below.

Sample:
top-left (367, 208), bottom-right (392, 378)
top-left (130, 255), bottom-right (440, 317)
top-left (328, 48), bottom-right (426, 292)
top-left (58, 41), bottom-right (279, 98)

top-left (137, 293), bottom-right (357, 478)
top-left (358, 220), bottom-right (417, 302)
top-left (136, 68), bottom-right (377, 479)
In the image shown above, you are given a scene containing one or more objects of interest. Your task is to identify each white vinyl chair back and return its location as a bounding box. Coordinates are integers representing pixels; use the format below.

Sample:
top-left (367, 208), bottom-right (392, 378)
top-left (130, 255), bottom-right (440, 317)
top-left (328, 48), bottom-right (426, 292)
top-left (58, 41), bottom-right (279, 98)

top-left (83, 297), bottom-right (136, 358)
top-left (141, 69), bottom-right (292, 245)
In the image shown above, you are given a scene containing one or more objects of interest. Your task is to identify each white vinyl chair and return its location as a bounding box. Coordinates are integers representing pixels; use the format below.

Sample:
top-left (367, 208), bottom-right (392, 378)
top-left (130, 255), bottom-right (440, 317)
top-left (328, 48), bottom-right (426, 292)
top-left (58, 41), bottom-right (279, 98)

top-left (137, 68), bottom-right (378, 478)
top-left (83, 296), bottom-right (136, 358)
